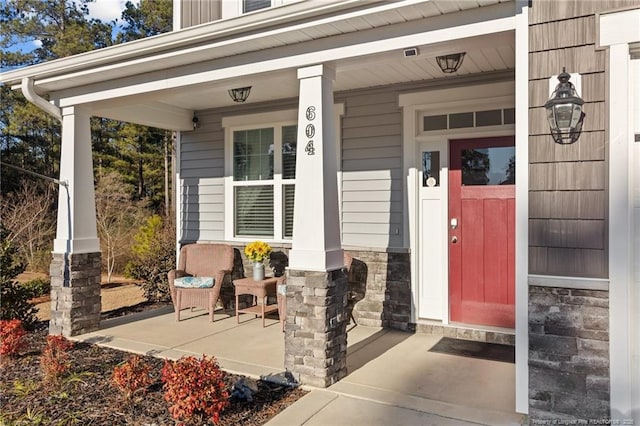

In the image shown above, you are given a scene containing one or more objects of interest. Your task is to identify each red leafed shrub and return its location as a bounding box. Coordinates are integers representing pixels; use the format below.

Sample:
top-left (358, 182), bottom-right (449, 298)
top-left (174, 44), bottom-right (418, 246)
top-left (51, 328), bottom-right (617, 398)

top-left (161, 355), bottom-right (230, 425)
top-left (0, 319), bottom-right (27, 358)
top-left (40, 334), bottom-right (74, 385)
top-left (111, 354), bottom-right (154, 399)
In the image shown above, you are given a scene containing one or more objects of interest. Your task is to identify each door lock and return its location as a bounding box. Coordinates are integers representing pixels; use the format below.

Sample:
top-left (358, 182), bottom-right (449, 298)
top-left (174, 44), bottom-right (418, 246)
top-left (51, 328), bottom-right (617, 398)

top-left (450, 218), bottom-right (458, 229)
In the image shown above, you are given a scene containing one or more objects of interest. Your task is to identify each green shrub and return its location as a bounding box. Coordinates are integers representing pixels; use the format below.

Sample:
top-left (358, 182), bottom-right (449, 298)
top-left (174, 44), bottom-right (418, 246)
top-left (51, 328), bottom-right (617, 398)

top-left (0, 224), bottom-right (26, 283)
top-left (130, 215), bottom-right (163, 258)
top-left (125, 216), bottom-right (175, 302)
top-left (22, 278), bottom-right (51, 299)
top-left (0, 225), bottom-right (38, 329)
top-left (0, 282), bottom-right (38, 330)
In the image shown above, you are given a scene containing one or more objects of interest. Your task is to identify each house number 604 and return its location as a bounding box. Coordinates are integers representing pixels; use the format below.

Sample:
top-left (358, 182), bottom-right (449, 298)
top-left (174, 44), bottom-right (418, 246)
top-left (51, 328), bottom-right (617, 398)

top-left (305, 106), bottom-right (317, 155)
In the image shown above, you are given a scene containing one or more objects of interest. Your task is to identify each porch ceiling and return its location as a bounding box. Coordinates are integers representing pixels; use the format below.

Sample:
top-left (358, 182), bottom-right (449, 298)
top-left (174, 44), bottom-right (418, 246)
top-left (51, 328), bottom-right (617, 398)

top-left (92, 30), bottom-right (514, 119)
top-left (1, 0), bottom-right (516, 130)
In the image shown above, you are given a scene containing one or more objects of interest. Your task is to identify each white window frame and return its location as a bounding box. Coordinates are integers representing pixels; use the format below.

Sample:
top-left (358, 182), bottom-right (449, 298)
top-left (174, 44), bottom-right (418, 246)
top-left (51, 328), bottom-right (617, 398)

top-left (223, 110), bottom-right (297, 243)
top-left (223, 105), bottom-right (344, 244)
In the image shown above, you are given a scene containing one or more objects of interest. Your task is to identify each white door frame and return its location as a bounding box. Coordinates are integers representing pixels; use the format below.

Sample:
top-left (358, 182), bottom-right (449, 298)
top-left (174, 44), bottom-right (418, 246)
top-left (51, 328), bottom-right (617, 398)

top-left (400, 79), bottom-right (525, 411)
top-left (400, 81), bottom-right (515, 325)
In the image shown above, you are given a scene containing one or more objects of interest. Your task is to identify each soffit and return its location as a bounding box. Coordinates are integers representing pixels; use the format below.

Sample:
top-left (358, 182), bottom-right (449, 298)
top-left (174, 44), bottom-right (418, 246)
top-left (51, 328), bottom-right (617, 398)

top-left (148, 31), bottom-right (515, 112)
top-left (1, 0), bottom-right (510, 94)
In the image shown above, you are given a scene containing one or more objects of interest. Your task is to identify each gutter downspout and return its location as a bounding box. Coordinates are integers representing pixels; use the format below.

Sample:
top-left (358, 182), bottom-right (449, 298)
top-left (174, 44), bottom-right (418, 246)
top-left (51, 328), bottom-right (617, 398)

top-left (21, 77), bottom-right (62, 122)
top-left (20, 76), bottom-right (69, 288)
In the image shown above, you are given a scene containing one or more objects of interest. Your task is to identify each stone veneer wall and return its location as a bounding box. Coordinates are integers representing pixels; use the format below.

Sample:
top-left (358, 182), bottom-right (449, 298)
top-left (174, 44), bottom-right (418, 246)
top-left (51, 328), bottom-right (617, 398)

top-left (528, 286), bottom-right (610, 421)
top-left (345, 250), bottom-right (411, 331)
top-left (216, 244), bottom-right (412, 331)
top-left (49, 252), bottom-right (102, 336)
top-left (284, 268), bottom-right (348, 387)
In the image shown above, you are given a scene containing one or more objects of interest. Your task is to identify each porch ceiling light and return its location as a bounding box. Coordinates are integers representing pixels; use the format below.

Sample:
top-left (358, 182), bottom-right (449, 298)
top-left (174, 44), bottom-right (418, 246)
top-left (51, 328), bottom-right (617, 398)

top-left (435, 52), bottom-right (465, 73)
top-left (228, 86), bottom-right (251, 103)
top-left (544, 68), bottom-right (585, 144)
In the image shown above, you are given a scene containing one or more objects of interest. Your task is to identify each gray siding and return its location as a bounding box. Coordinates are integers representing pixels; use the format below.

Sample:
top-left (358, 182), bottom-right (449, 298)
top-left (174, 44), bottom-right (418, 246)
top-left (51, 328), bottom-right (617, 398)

top-left (526, 3), bottom-right (640, 420)
top-left (181, 0), bottom-right (221, 28)
top-left (179, 88), bottom-right (405, 249)
top-left (525, 4), bottom-right (639, 278)
top-left (340, 90), bottom-right (403, 248)
top-left (180, 111), bottom-right (225, 242)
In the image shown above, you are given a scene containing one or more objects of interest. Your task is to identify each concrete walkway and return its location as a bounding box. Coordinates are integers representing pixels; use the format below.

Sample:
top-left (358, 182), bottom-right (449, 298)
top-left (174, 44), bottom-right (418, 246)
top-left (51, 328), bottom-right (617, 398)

top-left (74, 307), bottom-right (526, 426)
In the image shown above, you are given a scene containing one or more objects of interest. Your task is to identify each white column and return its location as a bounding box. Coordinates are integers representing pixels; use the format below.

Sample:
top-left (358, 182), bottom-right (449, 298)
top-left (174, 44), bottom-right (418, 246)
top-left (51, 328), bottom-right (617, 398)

top-left (53, 105), bottom-right (100, 254)
top-left (289, 64), bottom-right (343, 271)
top-left (608, 43), bottom-right (634, 422)
top-left (600, 9), bottom-right (640, 420)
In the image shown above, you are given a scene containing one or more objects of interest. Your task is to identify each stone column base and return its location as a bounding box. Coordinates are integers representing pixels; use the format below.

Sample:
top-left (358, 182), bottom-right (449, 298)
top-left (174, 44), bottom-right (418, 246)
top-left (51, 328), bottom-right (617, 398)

top-left (49, 252), bottom-right (102, 336)
top-left (284, 268), bottom-right (348, 388)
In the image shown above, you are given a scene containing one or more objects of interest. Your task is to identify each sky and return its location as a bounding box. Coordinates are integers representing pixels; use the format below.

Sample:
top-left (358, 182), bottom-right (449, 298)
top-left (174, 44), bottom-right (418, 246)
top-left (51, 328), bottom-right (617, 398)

top-left (87, 0), bottom-right (140, 24)
top-left (4, 0), bottom-right (140, 65)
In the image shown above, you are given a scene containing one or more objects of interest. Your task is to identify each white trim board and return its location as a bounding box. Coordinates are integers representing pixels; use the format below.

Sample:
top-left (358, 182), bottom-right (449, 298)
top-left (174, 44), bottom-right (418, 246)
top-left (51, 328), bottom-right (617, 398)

top-left (514, 1), bottom-right (529, 414)
top-left (599, 6), bottom-right (640, 422)
top-left (527, 275), bottom-right (609, 291)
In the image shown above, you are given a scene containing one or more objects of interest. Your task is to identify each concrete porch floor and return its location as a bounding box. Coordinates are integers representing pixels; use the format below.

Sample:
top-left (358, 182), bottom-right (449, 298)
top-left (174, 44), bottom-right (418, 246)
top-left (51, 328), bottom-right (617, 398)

top-left (74, 307), bottom-right (526, 425)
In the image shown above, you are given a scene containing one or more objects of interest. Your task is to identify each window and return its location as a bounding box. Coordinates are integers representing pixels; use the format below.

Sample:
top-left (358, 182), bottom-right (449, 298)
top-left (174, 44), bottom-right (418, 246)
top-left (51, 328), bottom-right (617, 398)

top-left (422, 107), bottom-right (515, 132)
top-left (461, 146), bottom-right (515, 186)
top-left (231, 124), bottom-right (297, 239)
top-left (422, 151), bottom-right (441, 187)
top-left (243, 0), bottom-right (271, 13)
top-left (423, 114), bottom-right (447, 131)
top-left (223, 105), bottom-right (344, 242)
top-left (222, 0), bottom-right (283, 19)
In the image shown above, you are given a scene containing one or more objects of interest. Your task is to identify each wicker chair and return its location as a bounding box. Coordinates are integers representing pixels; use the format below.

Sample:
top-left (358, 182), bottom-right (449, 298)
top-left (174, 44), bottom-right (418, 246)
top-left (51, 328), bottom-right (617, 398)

top-left (167, 243), bottom-right (234, 321)
top-left (344, 253), bottom-right (367, 324)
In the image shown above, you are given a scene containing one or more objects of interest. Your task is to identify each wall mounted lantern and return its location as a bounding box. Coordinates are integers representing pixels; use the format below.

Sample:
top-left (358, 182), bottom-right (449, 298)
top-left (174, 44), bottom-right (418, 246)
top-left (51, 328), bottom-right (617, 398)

top-left (544, 68), bottom-right (585, 144)
top-left (435, 52), bottom-right (465, 73)
top-left (228, 86), bottom-right (252, 103)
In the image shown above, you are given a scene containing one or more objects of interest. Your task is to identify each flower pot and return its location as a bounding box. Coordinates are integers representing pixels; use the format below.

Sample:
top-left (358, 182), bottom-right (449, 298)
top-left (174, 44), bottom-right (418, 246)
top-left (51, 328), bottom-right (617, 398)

top-left (252, 262), bottom-right (265, 281)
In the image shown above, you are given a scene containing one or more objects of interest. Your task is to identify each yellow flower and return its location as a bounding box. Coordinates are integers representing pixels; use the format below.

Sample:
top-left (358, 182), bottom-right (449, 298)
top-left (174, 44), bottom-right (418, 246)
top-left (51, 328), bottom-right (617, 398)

top-left (244, 241), bottom-right (272, 262)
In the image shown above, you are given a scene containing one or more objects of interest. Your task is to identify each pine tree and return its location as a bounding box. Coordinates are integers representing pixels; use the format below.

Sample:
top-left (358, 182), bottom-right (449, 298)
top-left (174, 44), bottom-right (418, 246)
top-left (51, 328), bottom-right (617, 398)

top-left (1, 0), bottom-right (113, 190)
top-left (1, 0), bottom-right (175, 275)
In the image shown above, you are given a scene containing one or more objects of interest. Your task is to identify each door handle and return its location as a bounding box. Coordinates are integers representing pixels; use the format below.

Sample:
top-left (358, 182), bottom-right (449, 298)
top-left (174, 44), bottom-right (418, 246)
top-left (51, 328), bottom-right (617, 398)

top-left (451, 236), bottom-right (458, 244)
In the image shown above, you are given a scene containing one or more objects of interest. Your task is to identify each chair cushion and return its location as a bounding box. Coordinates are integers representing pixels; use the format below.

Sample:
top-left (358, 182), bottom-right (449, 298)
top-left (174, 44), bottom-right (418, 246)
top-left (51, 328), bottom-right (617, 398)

top-left (174, 276), bottom-right (215, 288)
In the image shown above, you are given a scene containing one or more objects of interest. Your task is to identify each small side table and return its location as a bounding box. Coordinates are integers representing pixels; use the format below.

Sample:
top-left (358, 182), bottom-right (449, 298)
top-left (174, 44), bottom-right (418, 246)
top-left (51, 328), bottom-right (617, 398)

top-left (233, 277), bottom-right (278, 327)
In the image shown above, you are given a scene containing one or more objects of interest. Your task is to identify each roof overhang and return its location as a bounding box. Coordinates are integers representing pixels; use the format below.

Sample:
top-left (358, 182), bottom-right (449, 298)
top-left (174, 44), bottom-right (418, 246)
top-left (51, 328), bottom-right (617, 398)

top-left (1, 0), bottom-right (518, 131)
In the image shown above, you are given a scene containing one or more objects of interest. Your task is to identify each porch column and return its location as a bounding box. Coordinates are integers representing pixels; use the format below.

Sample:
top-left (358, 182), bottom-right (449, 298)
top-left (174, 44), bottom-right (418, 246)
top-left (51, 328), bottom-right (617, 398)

top-left (285, 64), bottom-right (348, 387)
top-left (49, 105), bottom-right (102, 337)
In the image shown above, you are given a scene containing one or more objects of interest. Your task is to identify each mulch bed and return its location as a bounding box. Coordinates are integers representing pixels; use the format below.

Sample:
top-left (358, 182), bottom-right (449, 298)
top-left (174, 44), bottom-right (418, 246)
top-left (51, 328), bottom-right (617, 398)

top-left (0, 306), bottom-right (307, 425)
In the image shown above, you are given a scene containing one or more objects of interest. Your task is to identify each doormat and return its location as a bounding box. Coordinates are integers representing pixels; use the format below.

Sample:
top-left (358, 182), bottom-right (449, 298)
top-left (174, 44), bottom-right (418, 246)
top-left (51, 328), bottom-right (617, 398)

top-left (429, 337), bottom-right (515, 364)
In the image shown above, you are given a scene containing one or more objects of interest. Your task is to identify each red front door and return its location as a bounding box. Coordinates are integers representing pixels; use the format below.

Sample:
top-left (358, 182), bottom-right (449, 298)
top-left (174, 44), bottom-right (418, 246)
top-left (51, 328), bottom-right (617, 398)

top-left (449, 137), bottom-right (515, 328)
